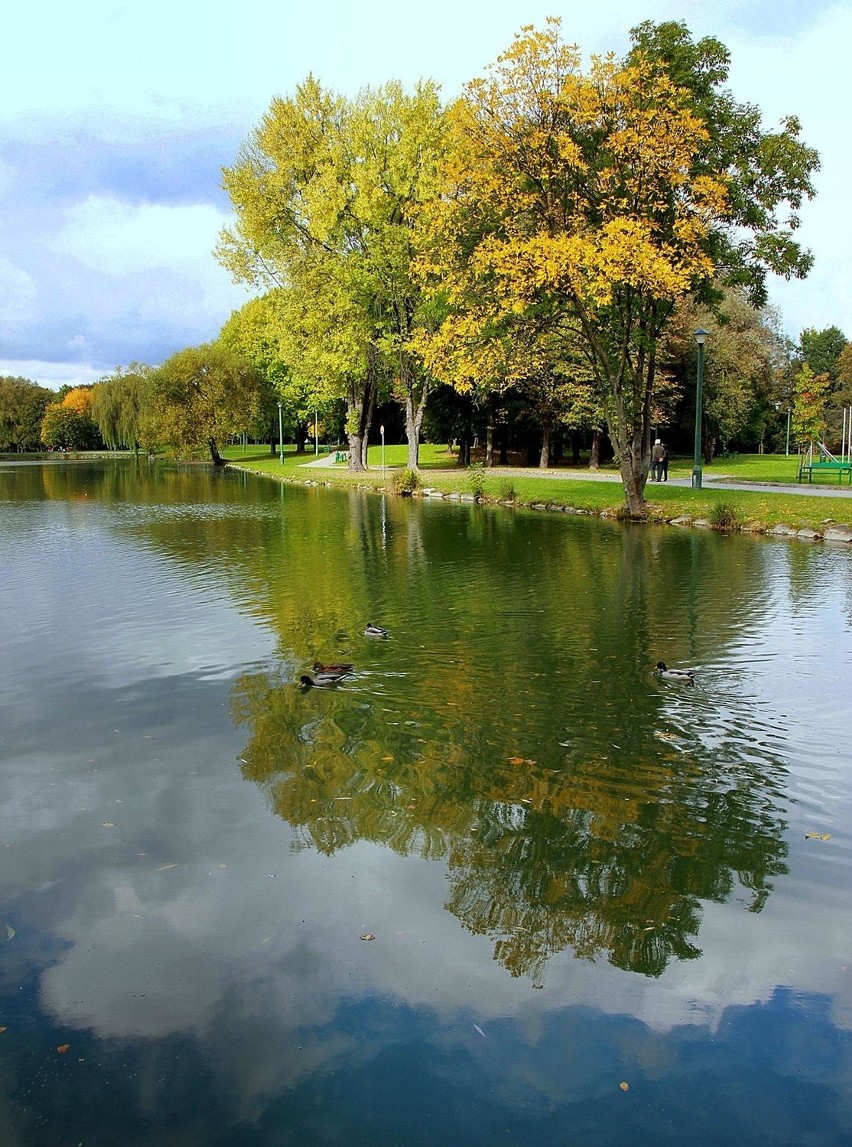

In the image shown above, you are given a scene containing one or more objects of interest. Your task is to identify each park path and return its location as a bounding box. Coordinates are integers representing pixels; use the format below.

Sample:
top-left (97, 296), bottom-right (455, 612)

top-left (298, 454), bottom-right (852, 498)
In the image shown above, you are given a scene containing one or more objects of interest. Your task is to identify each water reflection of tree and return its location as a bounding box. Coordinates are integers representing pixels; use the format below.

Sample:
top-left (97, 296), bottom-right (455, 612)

top-left (75, 462), bottom-right (796, 983)
top-left (232, 660), bottom-right (788, 984)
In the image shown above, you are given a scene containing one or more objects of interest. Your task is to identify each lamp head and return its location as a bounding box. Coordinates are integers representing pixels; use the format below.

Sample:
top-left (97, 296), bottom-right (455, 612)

top-left (693, 328), bottom-right (709, 347)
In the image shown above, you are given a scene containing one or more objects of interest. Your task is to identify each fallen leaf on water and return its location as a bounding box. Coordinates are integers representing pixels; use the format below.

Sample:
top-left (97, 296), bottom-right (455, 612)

top-left (156, 864), bottom-right (178, 871)
top-left (473, 1024), bottom-right (486, 1039)
top-left (4, 924), bottom-right (15, 941)
top-left (100, 822), bottom-right (116, 828)
top-left (382, 756), bottom-right (394, 761)
top-left (619, 1081), bottom-right (629, 1092)
top-left (804, 832), bottom-right (831, 841)
top-left (57, 1044), bottom-right (70, 1054)
top-left (360, 933), bottom-right (375, 941)
top-left (0, 1026), bottom-right (7, 1033)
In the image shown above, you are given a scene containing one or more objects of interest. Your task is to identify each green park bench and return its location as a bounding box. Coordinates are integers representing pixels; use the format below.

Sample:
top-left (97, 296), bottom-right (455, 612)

top-left (797, 459), bottom-right (852, 484)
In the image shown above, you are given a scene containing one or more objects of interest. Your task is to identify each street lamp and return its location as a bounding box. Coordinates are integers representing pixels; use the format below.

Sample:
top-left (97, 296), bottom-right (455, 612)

top-left (277, 401), bottom-right (283, 465)
top-left (380, 424), bottom-right (385, 477)
top-left (692, 329), bottom-right (709, 489)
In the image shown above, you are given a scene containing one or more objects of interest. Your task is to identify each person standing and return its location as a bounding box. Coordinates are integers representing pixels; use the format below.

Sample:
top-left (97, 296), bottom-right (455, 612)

top-left (660, 441), bottom-right (669, 482)
top-left (651, 439), bottom-right (665, 482)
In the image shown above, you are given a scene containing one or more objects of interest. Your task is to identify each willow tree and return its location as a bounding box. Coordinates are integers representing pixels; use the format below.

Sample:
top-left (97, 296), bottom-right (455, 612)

top-left (91, 364), bottom-right (153, 452)
top-left (217, 77), bottom-right (445, 471)
top-left (418, 19), bottom-right (818, 514)
top-left (150, 342), bottom-right (264, 465)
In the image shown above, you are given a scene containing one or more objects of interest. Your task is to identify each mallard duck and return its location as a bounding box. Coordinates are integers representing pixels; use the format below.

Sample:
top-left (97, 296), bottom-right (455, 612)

top-left (313, 661), bottom-right (354, 675)
top-left (300, 668), bottom-right (351, 688)
top-left (364, 623), bottom-right (390, 639)
top-left (655, 661), bottom-right (696, 684)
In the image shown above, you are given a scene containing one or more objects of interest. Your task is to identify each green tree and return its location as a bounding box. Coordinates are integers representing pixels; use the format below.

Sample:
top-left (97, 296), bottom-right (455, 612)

top-left (663, 289), bottom-right (787, 457)
top-left (791, 363), bottom-right (831, 451)
top-left (218, 77), bottom-right (445, 470)
top-left (220, 296), bottom-right (294, 452)
top-left (150, 342), bottom-right (264, 465)
top-left (0, 376), bottom-right (53, 451)
top-left (796, 325), bottom-right (846, 381)
top-left (91, 364), bottom-right (153, 452)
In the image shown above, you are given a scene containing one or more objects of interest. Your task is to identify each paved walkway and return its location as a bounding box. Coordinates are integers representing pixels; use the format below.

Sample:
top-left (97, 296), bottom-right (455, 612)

top-left (299, 455), bottom-right (852, 498)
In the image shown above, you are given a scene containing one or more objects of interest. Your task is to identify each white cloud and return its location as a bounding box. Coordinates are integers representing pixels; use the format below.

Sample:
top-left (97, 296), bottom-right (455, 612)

top-left (0, 358), bottom-right (105, 389)
top-left (52, 196), bottom-right (231, 275)
top-left (0, 257), bottom-right (36, 331)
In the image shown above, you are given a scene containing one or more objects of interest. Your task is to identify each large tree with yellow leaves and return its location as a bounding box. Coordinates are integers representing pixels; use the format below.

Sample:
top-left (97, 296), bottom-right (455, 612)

top-left (417, 19), bottom-right (817, 514)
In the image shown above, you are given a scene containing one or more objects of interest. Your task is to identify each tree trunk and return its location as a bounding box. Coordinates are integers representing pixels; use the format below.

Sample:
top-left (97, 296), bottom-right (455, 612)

top-left (346, 366), bottom-right (377, 472)
top-left (539, 422), bottom-right (551, 468)
top-left (485, 415), bottom-right (494, 467)
top-left (209, 438), bottom-right (225, 466)
top-left (589, 430), bottom-right (602, 469)
top-left (403, 370), bottom-right (428, 470)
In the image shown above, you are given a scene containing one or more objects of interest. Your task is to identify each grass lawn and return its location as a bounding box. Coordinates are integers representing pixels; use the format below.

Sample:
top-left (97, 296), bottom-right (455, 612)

top-left (222, 443), bottom-right (852, 534)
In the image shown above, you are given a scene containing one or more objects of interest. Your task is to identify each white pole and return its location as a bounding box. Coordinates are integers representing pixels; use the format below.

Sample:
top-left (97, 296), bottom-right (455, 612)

top-left (381, 424), bottom-right (385, 477)
top-left (314, 411), bottom-right (319, 456)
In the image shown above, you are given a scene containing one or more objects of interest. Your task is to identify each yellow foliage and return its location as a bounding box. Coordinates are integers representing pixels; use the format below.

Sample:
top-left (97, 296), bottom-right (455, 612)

top-left (62, 387), bottom-right (93, 416)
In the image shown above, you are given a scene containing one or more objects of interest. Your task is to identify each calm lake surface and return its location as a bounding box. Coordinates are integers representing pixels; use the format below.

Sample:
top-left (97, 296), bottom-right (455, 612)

top-left (2, 459), bottom-right (851, 1146)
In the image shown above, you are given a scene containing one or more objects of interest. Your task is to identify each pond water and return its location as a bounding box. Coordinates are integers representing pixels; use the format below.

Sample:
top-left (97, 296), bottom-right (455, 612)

top-left (1, 459), bottom-right (851, 1146)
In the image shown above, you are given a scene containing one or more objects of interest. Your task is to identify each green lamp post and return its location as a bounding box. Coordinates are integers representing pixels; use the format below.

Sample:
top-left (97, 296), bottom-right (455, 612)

top-left (692, 328), bottom-right (709, 489)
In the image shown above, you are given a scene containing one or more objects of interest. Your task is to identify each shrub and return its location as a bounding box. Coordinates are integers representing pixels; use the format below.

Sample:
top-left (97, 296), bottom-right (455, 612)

top-left (392, 467), bottom-right (420, 495)
top-left (710, 501), bottom-right (743, 530)
top-left (467, 463), bottom-right (485, 500)
top-left (499, 480), bottom-right (517, 501)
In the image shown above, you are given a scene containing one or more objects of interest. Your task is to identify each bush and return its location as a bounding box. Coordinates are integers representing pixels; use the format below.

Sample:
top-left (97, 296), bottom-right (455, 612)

top-left (391, 467), bottom-right (420, 495)
top-left (710, 501), bottom-right (743, 530)
top-left (467, 462), bottom-right (485, 500)
top-left (499, 480), bottom-right (517, 501)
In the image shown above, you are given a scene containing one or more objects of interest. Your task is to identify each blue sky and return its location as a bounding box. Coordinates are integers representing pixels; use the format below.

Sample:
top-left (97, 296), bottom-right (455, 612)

top-left (1, 0), bottom-right (848, 388)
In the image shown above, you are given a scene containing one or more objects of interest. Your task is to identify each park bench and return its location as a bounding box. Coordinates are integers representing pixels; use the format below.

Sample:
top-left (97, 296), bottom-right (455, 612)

top-left (797, 460), bottom-right (852, 484)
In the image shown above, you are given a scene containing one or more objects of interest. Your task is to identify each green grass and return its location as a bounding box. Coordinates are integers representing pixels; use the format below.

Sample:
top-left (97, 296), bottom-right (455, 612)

top-left (222, 444), bottom-right (852, 533)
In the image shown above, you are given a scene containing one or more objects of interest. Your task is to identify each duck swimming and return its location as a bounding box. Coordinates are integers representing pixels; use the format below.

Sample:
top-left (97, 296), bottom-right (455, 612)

top-left (655, 661), bottom-right (696, 684)
top-left (300, 667), bottom-right (351, 688)
top-left (364, 623), bottom-right (390, 639)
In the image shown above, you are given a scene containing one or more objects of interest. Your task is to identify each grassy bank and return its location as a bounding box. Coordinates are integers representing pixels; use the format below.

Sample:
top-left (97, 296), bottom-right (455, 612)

top-left (222, 443), bottom-right (852, 536)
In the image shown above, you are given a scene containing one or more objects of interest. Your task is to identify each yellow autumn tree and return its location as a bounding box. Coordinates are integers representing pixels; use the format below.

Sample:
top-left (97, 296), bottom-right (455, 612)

top-left (417, 20), bottom-right (727, 514)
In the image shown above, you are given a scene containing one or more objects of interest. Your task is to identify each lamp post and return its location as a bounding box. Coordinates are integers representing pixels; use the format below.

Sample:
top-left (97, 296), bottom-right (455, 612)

top-left (277, 401), bottom-right (283, 465)
top-left (692, 328), bottom-right (709, 489)
top-left (380, 424), bottom-right (385, 477)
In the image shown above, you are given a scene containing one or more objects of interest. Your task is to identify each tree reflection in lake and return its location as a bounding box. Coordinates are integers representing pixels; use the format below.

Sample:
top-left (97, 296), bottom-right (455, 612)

top-left (232, 643), bottom-right (788, 982)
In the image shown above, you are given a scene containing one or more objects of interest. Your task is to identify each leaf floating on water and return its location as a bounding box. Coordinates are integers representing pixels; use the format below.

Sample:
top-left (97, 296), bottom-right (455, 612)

top-left (473, 1024), bottom-right (486, 1039)
top-left (360, 933), bottom-right (375, 941)
top-left (4, 924), bottom-right (15, 941)
top-left (619, 1081), bottom-right (629, 1092)
top-left (0, 1026), bottom-right (7, 1033)
top-left (100, 822), bottom-right (116, 828)
top-left (156, 863), bottom-right (178, 871)
top-left (804, 832), bottom-right (831, 841)
top-left (57, 1044), bottom-right (70, 1054)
